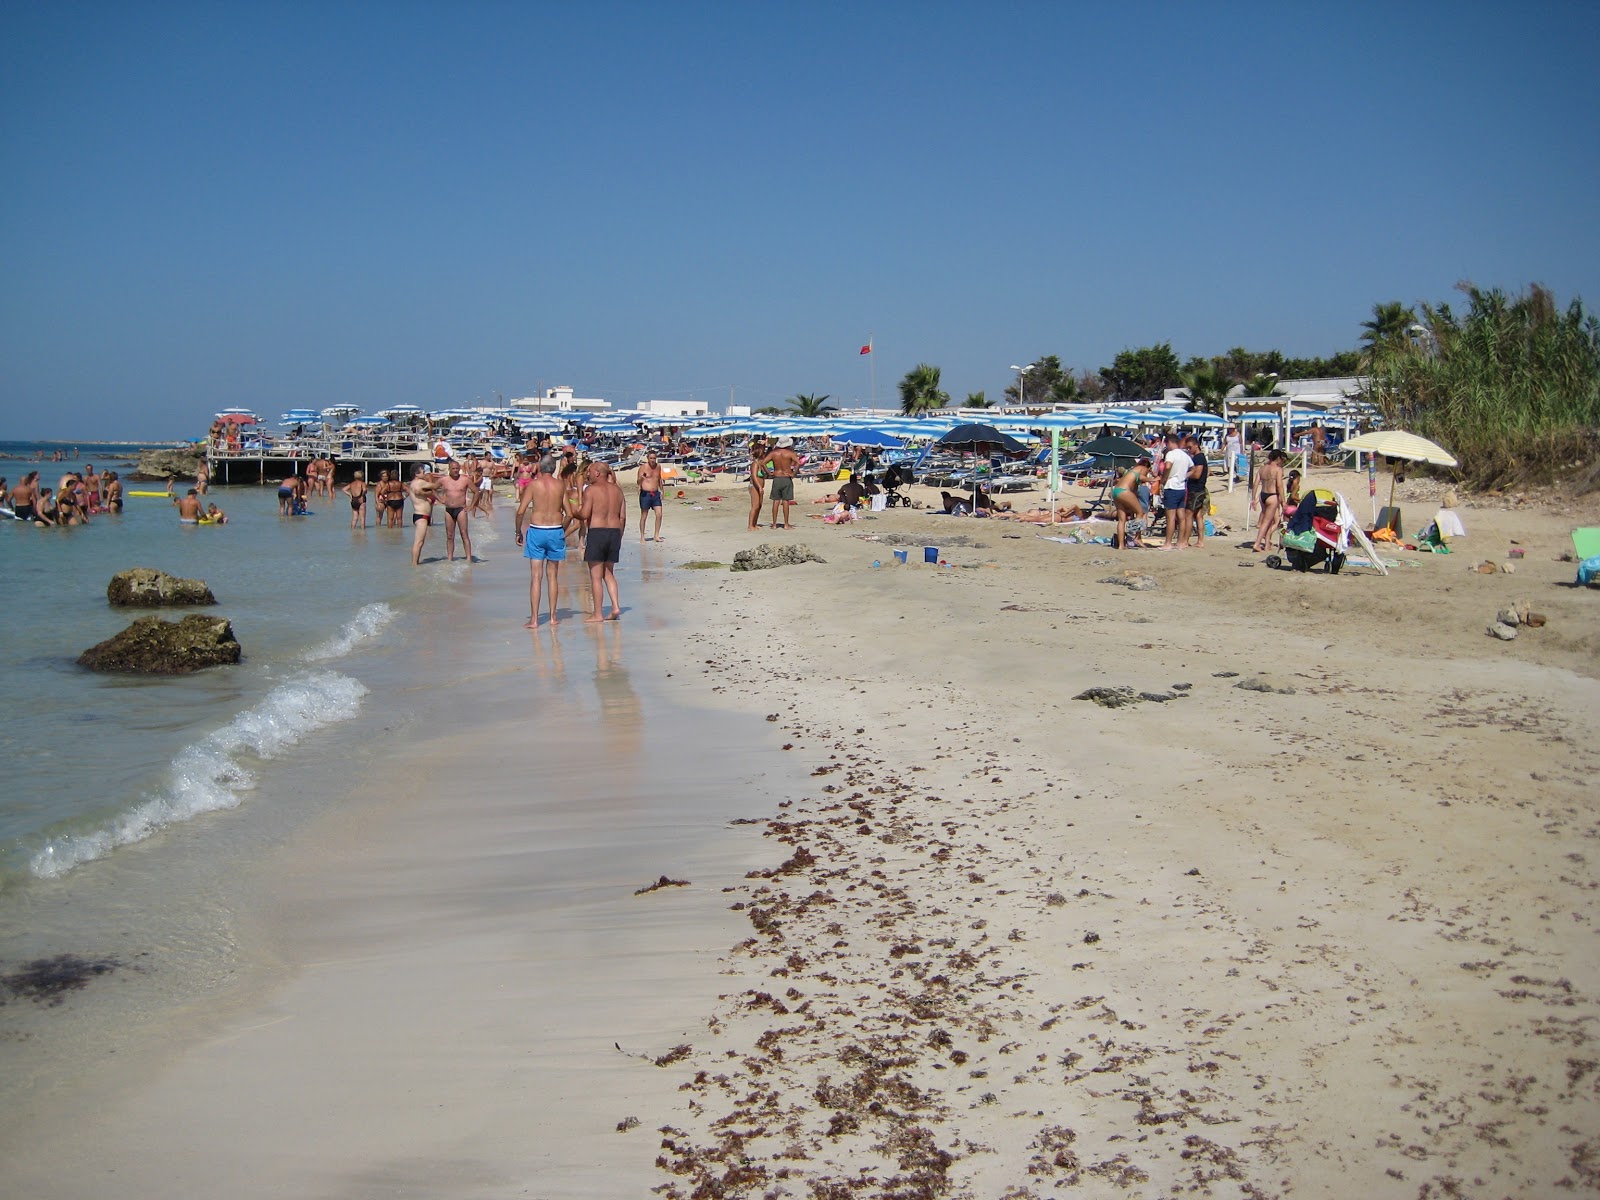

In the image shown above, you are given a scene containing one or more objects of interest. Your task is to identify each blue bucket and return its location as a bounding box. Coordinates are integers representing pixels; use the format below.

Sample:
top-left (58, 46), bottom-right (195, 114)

top-left (893, 549), bottom-right (908, 564)
top-left (924, 546), bottom-right (939, 563)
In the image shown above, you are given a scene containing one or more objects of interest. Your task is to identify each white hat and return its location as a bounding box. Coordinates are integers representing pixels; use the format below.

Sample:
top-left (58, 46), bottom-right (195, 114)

top-left (776, 436), bottom-right (794, 448)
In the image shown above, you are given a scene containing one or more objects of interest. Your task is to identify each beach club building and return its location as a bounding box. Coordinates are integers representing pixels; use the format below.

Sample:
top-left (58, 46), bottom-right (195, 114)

top-left (509, 385), bottom-right (612, 415)
top-left (639, 398), bottom-right (710, 419)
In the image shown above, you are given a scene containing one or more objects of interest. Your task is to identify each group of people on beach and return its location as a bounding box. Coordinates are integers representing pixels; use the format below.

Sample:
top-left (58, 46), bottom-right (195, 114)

top-left (513, 452), bottom-right (629, 627)
top-left (2, 467), bottom-right (121, 526)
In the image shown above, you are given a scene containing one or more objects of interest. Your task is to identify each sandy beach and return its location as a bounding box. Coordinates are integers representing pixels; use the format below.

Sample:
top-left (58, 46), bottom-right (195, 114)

top-left (4, 467), bottom-right (1597, 1198)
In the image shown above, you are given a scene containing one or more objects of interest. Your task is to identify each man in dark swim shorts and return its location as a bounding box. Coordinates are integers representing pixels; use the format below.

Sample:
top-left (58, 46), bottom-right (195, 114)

top-left (579, 462), bottom-right (626, 621)
top-left (636, 450), bottom-right (665, 542)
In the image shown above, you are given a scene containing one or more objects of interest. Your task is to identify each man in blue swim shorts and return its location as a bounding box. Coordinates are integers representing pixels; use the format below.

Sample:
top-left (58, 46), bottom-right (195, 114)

top-left (637, 450), bottom-right (665, 542)
top-left (514, 455), bottom-right (571, 627)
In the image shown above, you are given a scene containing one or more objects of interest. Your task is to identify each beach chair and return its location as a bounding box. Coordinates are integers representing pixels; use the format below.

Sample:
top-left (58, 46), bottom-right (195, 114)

top-left (1574, 527), bottom-right (1600, 586)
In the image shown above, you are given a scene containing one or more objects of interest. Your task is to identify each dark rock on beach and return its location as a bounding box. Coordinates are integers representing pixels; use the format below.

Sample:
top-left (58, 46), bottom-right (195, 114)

top-left (1233, 674), bottom-right (1297, 695)
top-left (107, 567), bottom-right (216, 607)
top-left (731, 543), bottom-right (827, 572)
top-left (78, 615), bottom-right (241, 674)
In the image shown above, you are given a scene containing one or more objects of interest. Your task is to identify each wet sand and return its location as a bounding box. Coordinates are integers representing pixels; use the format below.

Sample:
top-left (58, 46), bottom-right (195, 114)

top-left (4, 470), bottom-right (1598, 1198)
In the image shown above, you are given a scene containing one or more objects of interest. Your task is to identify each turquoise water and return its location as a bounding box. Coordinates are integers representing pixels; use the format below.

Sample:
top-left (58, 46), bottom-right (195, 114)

top-left (0, 464), bottom-right (444, 885)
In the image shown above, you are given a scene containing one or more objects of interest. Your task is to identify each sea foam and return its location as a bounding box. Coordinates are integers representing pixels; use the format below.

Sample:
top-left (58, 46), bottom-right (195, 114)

top-left (303, 601), bottom-right (396, 662)
top-left (29, 671), bottom-right (369, 879)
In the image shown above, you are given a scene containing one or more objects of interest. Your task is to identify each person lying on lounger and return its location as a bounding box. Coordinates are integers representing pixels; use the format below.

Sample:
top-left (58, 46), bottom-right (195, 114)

top-left (941, 489), bottom-right (1012, 514)
top-left (994, 503), bottom-right (1091, 524)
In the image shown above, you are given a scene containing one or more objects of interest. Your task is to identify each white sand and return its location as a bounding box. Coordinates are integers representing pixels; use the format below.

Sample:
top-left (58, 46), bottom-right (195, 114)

top-left (4, 468), bottom-right (1598, 1198)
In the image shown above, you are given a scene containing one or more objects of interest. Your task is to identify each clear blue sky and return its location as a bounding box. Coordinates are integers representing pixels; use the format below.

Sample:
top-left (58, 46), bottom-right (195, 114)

top-left (3, 1), bottom-right (1596, 439)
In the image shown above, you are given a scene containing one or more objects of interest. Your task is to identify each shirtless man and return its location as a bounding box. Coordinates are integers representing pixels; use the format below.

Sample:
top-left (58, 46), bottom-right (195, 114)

top-left (434, 460), bottom-right (475, 562)
top-left (636, 450), bottom-right (665, 542)
top-left (175, 488), bottom-right (204, 524)
top-left (10, 472), bottom-right (40, 523)
top-left (579, 462), bottom-right (626, 621)
top-left (408, 467), bottom-right (439, 565)
top-left (758, 437), bottom-right (800, 529)
top-left (343, 475), bottom-right (369, 528)
top-left (515, 455), bottom-right (570, 627)
top-left (278, 473), bottom-right (298, 516)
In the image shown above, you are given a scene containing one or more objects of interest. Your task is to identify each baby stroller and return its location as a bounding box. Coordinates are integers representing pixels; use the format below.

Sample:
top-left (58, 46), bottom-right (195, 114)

top-left (1268, 488), bottom-right (1348, 573)
top-left (881, 462), bottom-right (916, 508)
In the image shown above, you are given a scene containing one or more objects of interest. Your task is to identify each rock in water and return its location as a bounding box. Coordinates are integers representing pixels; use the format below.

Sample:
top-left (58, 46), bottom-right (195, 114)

top-left (107, 567), bottom-right (217, 607)
top-left (78, 616), bottom-right (241, 674)
top-left (131, 448), bottom-right (204, 481)
top-left (730, 543), bottom-right (827, 572)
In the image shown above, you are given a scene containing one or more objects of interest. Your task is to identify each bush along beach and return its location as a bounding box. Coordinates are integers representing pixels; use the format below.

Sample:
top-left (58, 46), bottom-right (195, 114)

top-left (1362, 282), bottom-right (1600, 492)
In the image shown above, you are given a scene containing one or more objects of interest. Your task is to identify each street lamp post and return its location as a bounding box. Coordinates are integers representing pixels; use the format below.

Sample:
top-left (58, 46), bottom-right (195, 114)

top-left (1009, 363), bottom-right (1034, 409)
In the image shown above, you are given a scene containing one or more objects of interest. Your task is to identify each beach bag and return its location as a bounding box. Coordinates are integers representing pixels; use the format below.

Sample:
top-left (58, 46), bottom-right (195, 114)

top-left (1578, 555), bottom-right (1600, 586)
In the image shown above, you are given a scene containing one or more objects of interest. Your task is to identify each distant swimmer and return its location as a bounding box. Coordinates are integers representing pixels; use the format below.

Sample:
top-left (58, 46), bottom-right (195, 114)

top-left (637, 450), bottom-right (665, 542)
top-left (515, 455), bottom-right (570, 628)
top-left (408, 467), bottom-right (439, 566)
top-left (579, 462), bottom-right (626, 622)
top-left (343, 476), bottom-right (369, 529)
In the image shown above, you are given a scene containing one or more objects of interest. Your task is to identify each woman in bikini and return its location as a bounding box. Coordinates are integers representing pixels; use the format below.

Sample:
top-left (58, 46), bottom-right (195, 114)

top-left (746, 438), bottom-right (768, 532)
top-left (1110, 459), bottom-right (1153, 549)
top-left (1252, 450), bottom-right (1287, 552)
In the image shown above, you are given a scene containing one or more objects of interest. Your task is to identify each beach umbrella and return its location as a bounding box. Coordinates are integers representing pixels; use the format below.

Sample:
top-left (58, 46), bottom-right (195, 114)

top-left (829, 429), bottom-right (905, 448)
top-left (345, 416), bottom-right (390, 427)
top-left (1075, 434), bottom-right (1145, 459)
top-left (934, 423), bottom-right (1030, 511)
top-left (215, 413), bottom-right (258, 426)
top-left (1341, 430), bottom-right (1457, 524)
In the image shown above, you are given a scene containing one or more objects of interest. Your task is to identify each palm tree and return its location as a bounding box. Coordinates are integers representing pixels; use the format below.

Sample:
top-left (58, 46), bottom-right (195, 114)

top-left (754, 405), bottom-right (786, 415)
top-left (965, 391), bottom-right (994, 408)
top-left (1361, 301), bottom-right (1419, 360)
top-left (898, 363), bottom-right (950, 415)
top-left (1240, 373), bottom-right (1284, 398)
top-left (1177, 366), bottom-right (1231, 414)
top-left (787, 392), bottom-right (836, 417)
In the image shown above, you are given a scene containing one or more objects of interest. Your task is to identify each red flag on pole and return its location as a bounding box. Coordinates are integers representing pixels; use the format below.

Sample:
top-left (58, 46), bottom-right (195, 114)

top-left (859, 342), bottom-right (872, 355)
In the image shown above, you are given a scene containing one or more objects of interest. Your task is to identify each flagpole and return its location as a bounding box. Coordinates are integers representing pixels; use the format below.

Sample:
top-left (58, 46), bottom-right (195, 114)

top-left (869, 335), bottom-right (876, 411)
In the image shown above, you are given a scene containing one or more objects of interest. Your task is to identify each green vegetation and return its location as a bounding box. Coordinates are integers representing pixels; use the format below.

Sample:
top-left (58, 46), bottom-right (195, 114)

top-left (1176, 366), bottom-right (1231, 414)
top-left (1099, 343), bottom-right (1182, 402)
top-left (787, 392), bottom-right (836, 417)
top-left (1362, 283), bottom-right (1600, 490)
top-left (1361, 300), bottom-right (1419, 361)
top-left (898, 363), bottom-right (950, 415)
top-left (964, 391), bottom-right (994, 408)
top-left (1240, 373), bottom-right (1285, 398)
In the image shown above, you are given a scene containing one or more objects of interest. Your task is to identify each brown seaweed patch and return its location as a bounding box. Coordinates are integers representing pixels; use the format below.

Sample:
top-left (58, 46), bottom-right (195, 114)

top-left (636, 876), bottom-right (692, 895)
top-left (0, 954), bottom-right (128, 1006)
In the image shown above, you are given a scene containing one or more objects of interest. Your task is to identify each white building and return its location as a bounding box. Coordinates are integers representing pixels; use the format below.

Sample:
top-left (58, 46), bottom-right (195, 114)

top-left (639, 398), bottom-right (709, 418)
top-left (1161, 376), bottom-right (1368, 410)
top-left (510, 385), bottom-right (612, 414)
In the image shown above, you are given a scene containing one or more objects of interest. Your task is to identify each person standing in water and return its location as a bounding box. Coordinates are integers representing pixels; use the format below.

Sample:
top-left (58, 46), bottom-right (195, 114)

top-left (515, 455), bottom-right (570, 628)
top-left (343, 475), bottom-right (368, 529)
top-left (408, 467), bottom-right (438, 565)
top-left (433, 460), bottom-right (475, 563)
top-left (636, 450), bottom-right (665, 542)
top-left (579, 462), bottom-right (626, 621)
